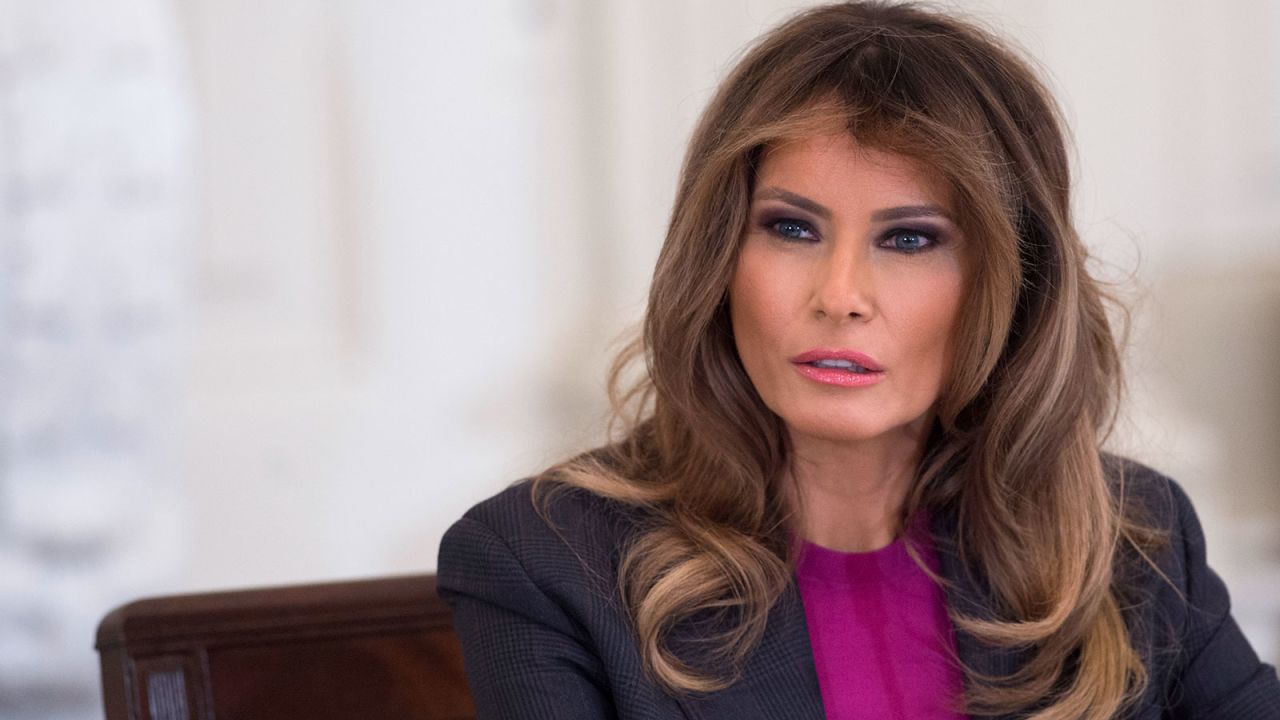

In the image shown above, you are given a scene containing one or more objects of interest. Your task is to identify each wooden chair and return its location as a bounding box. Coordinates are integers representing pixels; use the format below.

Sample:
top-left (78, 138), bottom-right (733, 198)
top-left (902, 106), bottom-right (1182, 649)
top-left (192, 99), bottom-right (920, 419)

top-left (95, 574), bottom-right (475, 720)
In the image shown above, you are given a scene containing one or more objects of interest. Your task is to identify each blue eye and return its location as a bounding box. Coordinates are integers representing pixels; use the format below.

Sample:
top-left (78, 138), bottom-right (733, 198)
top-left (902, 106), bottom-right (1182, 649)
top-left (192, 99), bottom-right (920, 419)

top-left (770, 219), bottom-right (816, 241)
top-left (883, 229), bottom-right (934, 253)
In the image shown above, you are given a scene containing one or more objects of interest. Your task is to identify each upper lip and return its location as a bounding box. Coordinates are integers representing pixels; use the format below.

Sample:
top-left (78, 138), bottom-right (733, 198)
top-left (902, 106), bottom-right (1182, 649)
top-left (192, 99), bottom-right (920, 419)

top-left (790, 348), bottom-right (884, 372)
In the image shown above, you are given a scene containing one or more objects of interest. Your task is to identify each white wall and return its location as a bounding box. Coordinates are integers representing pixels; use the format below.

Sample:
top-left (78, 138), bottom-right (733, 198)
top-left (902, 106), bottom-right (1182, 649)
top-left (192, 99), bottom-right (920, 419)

top-left (0, 0), bottom-right (194, 715)
top-left (175, 0), bottom-right (558, 588)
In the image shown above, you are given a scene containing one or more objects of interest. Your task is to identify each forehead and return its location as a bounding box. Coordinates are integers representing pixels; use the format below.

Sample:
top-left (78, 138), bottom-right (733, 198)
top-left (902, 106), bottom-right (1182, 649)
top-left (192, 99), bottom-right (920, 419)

top-left (755, 132), bottom-right (954, 212)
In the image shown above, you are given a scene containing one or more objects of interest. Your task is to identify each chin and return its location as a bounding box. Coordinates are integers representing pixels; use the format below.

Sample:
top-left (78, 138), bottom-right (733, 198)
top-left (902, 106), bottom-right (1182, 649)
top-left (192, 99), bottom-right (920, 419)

top-left (775, 398), bottom-right (934, 449)
top-left (782, 413), bottom-right (901, 446)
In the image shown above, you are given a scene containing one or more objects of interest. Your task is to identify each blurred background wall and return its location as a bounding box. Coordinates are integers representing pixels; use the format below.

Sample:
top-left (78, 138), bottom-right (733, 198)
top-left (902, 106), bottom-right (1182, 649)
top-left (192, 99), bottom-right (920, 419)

top-left (0, 0), bottom-right (1277, 717)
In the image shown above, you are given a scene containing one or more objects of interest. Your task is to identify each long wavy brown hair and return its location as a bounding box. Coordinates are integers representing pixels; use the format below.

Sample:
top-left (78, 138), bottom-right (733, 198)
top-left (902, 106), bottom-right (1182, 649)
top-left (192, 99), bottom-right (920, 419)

top-left (537, 2), bottom-right (1162, 717)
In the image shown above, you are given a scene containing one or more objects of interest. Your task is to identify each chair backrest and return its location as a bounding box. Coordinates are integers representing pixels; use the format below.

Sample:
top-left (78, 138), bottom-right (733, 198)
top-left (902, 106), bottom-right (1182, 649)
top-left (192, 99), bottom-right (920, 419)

top-left (96, 574), bottom-right (475, 720)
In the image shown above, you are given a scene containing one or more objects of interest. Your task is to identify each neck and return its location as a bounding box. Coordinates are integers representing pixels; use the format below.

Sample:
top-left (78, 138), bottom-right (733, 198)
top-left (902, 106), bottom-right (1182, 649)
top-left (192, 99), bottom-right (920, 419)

top-left (786, 424), bottom-right (929, 553)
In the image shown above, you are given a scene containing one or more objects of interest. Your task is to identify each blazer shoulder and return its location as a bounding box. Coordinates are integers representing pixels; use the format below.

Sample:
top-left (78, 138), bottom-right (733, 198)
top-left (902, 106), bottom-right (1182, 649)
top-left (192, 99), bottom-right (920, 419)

top-left (457, 477), bottom-right (643, 547)
top-left (1103, 459), bottom-right (1280, 712)
top-left (439, 476), bottom-right (646, 599)
top-left (1101, 453), bottom-right (1186, 530)
top-left (1101, 454), bottom-right (1201, 615)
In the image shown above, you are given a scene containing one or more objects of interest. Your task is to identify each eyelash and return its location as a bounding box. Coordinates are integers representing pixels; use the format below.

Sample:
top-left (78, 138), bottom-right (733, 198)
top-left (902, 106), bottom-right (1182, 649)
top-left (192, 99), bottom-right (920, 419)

top-left (760, 217), bottom-right (939, 254)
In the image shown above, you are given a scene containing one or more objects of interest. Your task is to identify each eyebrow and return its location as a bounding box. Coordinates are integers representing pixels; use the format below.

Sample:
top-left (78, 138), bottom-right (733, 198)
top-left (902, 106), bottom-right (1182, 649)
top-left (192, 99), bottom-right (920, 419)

top-left (871, 205), bottom-right (953, 222)
top-left (753, 187), bottom-right (953, 223)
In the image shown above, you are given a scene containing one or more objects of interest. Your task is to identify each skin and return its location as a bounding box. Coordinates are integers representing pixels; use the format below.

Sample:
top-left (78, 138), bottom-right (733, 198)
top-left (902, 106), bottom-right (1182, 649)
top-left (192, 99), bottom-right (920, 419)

top-left (729, 131), bottom-right (969, 552)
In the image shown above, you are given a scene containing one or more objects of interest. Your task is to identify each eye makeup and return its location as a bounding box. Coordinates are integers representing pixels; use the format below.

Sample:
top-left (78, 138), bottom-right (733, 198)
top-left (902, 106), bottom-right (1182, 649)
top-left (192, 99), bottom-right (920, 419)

top-left (751, 204), bottom-right (952, 254)
top-left (878, 227), bottom-right (939, 253)
top-left (754, 208), bottom-right (820, 242)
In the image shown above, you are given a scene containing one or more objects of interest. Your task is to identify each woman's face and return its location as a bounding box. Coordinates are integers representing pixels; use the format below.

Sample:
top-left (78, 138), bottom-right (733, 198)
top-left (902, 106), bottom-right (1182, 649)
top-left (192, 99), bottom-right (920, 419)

top-left (729, 131), bottom-right (968, 450)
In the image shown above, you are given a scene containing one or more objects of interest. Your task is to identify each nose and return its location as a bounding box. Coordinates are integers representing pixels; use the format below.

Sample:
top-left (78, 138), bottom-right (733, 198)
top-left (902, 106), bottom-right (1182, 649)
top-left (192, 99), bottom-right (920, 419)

top-left (811, 241), bottom-right (874, 321)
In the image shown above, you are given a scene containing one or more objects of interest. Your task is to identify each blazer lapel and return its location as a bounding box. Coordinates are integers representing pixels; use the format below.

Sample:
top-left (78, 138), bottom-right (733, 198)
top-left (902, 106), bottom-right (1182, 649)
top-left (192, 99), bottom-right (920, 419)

top-left (676, 584), bottom-right (826, 720)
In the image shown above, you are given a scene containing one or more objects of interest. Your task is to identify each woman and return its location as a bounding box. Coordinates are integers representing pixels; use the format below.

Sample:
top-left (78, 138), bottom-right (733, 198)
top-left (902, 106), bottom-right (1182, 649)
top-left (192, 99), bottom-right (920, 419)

top-left (437, 2), bottom-right (1280, 718)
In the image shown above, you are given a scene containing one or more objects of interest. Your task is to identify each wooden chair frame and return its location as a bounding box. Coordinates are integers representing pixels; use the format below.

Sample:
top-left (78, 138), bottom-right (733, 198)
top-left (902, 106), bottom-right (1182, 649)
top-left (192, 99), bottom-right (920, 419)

top-left (96, 574), bottom-right (474, 720)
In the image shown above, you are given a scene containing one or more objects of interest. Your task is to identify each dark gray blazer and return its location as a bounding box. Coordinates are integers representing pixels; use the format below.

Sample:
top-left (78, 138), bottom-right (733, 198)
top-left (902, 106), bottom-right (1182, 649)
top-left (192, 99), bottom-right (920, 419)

top-left (437, 459), bottom-right (1280, 719)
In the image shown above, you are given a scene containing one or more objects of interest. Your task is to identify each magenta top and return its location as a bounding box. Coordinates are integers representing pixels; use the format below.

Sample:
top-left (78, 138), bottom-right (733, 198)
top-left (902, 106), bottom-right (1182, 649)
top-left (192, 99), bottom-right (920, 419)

top-left (795, 515), bottom-right (968, 720)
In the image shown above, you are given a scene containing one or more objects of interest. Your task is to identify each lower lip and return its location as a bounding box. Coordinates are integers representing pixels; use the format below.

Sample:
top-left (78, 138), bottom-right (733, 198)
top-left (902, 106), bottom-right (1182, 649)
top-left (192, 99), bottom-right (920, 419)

top-left (792, 363), bottom-right (885, 387)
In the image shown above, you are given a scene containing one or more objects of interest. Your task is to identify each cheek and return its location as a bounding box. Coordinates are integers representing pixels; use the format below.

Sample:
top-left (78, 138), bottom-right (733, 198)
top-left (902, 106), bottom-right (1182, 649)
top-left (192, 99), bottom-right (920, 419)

top-left (729, 246), bottom-right (781, 350)
top-left (885, 265), bottom-right (967, 369)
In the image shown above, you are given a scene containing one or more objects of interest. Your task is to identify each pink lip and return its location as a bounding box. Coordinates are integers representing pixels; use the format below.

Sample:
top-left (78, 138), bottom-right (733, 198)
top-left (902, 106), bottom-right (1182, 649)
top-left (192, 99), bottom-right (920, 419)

top-left (791, 349), bottom-right (883, 371)
top-left (790, 348), bottom-right (885, 388)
